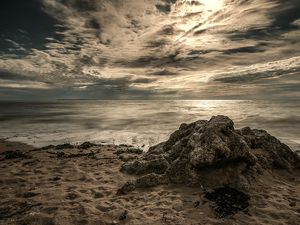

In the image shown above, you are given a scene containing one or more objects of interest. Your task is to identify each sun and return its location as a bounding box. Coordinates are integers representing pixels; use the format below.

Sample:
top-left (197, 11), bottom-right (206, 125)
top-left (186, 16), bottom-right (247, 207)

top-left (171, 0), bottom-right (224, 49)
top-left (172, 0), bottom-right (223, 16)
top-left (198, 0), bottom-right (223, 11)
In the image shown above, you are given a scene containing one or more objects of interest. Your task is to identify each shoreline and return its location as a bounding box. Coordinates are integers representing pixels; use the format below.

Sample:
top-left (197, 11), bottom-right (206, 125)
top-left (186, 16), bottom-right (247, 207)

top-left (1, 138), bottom-right (300, 224)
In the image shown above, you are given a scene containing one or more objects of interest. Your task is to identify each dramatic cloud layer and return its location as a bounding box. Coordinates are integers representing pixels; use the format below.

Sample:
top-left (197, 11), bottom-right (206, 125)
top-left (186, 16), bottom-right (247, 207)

top-left (0, 0), bottom-right (299, 100)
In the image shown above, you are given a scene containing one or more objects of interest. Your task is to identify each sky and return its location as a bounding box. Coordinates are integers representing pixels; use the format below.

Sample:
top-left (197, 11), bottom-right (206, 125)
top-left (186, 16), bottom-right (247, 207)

top-left (0, 0), bottom-right (299, 100)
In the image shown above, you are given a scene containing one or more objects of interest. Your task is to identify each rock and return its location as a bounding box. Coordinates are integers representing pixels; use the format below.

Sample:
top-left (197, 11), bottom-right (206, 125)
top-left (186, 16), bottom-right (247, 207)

top-left (110, 220), bottom-right (118, 225)
top-left (115, 147), bottom-right (144, 155)
top-left (289, 201), bottom-right (297, 207)
top-left (79, 142), bottom-right (97, 149)
top-left (53, 151), bottom-right (96, 159)
top-left (117, 181), bottom-right (136, 195)
top-left (135, 173), bottom-right (168, 188)
top-left (119, 210), bottom-right (128, 220)
top-left (120, 115), bottom-right (300, 192)
top-left (239, 128), bottom-right (300, 170)
top-left (193, 201), bottom-right (202, 208)
top-left (126, 147), bottom-right (144, 154)
top-left (54, 143), bottom-right (74, 150)
top-left (1, 150), bottom-right (31, 160)
top-left (118, 154), bottom-right (138, 162)
top-left (120, 155), bottom-right (169, 175)
top-left (22, 192), bottom-right (40, 198)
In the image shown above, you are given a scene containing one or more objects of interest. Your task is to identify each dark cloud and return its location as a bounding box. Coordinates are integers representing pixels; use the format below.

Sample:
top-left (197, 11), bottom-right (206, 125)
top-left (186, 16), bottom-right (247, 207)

top-left (213, 66), bottom-right (300, 84)
top-left (146, 69), bottom-right (178, 76)
top-left (131, 78), bottom-right (157, 84)
top-left (0, 0), bottom-right (65, 56)
top-left (271, 0), bottom-right (300, 30)
top-left (0, 70), bottom-right (38, 81)
top-left (146, 39), bottom-right (170, 48)
top-left (156, 0), bottom-right (177, 13)
top-left (86, 18), bottom-right (102, 30)
top-left (158, 25), bottom-right (175, 35)
top-left (228, 1), bottom-right (300, 41)
top-left (222, 45), bottom-right (266, 55)
top-left (0, 0), bottom-right (299, 100)
top-left (156, 4), bottom-right (172, 13)
top-left (188, 50), bottom-right (210, 55)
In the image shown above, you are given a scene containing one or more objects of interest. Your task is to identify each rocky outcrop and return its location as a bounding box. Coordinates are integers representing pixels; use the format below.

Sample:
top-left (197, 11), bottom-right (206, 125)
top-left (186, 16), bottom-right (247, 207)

top-left (120, 116), bottom-right (300, 193)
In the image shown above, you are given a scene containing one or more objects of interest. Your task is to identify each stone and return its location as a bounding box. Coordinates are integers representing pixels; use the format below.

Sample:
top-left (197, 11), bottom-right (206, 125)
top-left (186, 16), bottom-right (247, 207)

top-left (120, 115), bottom-right (300, 192)
top-left (79, 142), bottom-right (97, 149)
top-left (117, 181), bottom-right (136, 194)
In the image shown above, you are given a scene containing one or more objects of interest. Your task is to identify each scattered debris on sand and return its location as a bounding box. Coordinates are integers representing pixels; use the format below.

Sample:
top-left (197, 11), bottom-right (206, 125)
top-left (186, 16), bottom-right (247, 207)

top-left (0, 134), bottom-right (299, 224)
top-left (54, 143), bottom-right (75, 150)
top-left (0, 201), bottom-right (42, 219)
top-left (47, 151), bottom-right (96, 159)
top-left (0, 150), bottom-right (31, 160)
top-left (39, 142), bottom-right (101, 151)
top-left (115, 147), bottom-right (144, 155)
top-left (79, 142), bottom-right (100, 149)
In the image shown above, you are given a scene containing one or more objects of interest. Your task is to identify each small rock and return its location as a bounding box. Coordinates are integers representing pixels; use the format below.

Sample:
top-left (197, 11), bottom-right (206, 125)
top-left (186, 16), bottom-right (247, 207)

top-left (119, 210), bottom-right (128, 220)
top-left (79, 142), bottom-right (97, 149)
top-left (54, 143), bottom-right (74, 150)
top-left (289, 201), bottom-right (297, 207)
top-left (22, 192), bottom-right (39, 198)
top-left (52, 176), bottom-right (61, 181)
top-left (2, 150), bottom-right (30, 160)
top-left (193, 201), bottom-right (201, 208)
top-left (117, 181), bottom-right (136, 195)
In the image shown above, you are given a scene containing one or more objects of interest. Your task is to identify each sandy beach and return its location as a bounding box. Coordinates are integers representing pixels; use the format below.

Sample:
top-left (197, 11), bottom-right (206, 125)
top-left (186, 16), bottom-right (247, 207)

top-left (1, 137), bottom-right (300, 225)
top-left (1, 0), bottom-right (299, 223)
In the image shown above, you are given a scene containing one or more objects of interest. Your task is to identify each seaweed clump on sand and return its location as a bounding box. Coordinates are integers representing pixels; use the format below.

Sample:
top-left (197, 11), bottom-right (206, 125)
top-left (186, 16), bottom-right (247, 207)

top-left (0, 150), bottom-right (31, 160)
top-left (205, 187), bottom-right (250, 218)
top-left (120, 115), bottom-right (300, 192)
top-left (40, 142), bottom-right (100, 151)
top-left (79, 142), bottom-right (99, 149)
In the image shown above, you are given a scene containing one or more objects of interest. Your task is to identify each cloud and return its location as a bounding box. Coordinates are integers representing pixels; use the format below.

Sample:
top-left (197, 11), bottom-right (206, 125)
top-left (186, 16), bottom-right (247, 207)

top-left (0, 0), bottom-right (299, 100)
top-left (211, 56), bottom-right (300, 84)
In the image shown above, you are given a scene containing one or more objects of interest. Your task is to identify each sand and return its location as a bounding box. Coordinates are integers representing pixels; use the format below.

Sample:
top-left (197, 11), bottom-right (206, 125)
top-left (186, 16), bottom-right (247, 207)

top-left (0, 139), bottom-right (300, 225)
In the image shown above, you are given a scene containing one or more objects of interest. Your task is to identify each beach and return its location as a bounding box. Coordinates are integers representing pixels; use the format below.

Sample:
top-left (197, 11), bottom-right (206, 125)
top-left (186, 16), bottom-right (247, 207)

top-left (1, 0), bottom-right (299, 223)
top-left (1, 136), bottom-right (300, 225)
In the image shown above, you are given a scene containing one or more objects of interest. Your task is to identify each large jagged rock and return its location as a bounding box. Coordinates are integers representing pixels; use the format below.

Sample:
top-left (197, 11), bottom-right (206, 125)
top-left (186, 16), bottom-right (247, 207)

top-left (120, 115), bottom-right (300, 193)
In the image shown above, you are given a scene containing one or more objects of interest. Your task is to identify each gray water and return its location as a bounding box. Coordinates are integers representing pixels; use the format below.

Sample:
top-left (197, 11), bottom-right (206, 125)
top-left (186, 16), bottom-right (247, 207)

top-left (0, 100), bottom-right (299, 150)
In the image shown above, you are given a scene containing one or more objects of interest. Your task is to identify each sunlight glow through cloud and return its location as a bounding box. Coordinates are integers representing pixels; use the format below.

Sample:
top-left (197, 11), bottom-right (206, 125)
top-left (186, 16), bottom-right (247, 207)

top-left (0, 0), bottom-right (299, 100)
top-left (199, 0), bottom-right (223, 11)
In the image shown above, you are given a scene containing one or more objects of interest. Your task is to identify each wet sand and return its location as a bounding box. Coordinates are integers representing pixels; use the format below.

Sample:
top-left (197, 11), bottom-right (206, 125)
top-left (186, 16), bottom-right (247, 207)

top-left (0, 140), bottom-right (300, 225)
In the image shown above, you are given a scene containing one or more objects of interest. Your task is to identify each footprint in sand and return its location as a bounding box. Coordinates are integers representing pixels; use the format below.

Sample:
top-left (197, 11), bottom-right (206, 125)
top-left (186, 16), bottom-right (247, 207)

top-left (16, 191), bottom-right (40, 198)
top-left (96, 204), bottom-right (116, 212)
top-left (42, 206), bottom-right (59, 214)
top-left (66, 192), bottom-right (78, 200)
top-left (92, 190), bottom-right (105, 199)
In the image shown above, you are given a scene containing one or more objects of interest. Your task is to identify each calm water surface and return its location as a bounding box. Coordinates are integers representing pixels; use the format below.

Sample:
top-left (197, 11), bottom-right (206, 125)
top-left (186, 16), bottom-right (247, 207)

top-left (0, 100), bottom-right (299, 150)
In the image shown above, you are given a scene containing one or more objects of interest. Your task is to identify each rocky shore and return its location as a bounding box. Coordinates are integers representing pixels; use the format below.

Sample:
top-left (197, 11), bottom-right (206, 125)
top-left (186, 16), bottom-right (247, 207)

top-left (0, 115), bottom-right (300, 225)
top-left (120, 115), bottom-right (300, 191)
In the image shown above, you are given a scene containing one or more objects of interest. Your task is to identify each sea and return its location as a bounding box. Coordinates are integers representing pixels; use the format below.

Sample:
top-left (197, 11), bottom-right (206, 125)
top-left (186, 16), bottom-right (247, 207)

top-left (0, 100), bottom-right (299, 151)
